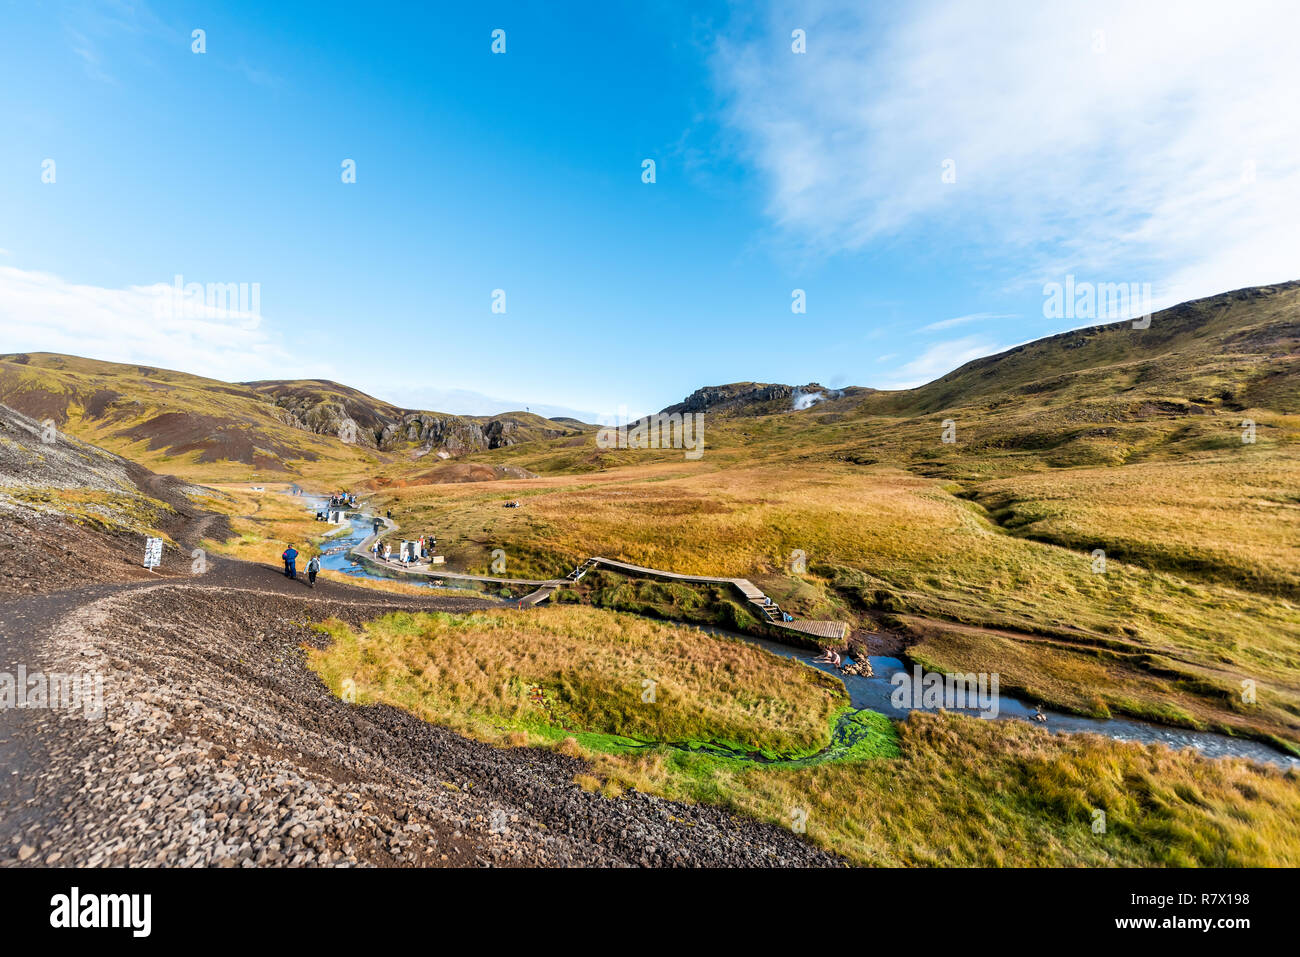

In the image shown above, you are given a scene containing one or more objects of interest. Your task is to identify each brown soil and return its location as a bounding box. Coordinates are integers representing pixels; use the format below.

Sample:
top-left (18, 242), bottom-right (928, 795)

top-left (119, 411), bottom-right (319, 467)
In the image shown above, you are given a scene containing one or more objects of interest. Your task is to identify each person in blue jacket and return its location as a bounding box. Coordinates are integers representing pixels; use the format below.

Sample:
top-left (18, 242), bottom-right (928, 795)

top-left (282, 544), bottom-right (299, 579)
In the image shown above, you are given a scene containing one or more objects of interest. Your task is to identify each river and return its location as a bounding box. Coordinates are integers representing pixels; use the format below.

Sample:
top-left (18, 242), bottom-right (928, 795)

top-left (292, 493), bottom-right (1299, 769)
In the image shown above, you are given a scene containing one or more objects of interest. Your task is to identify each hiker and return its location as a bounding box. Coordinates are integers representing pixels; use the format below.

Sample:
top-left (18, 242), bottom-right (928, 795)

top-left (282, 544), bottom-right (298, 579)
top-left (383, 544), bottom-right (392, 561)
top-left (1034, 704), bottom-right (1047, 723)
top-left (307, 554), bottom-right (321, 587)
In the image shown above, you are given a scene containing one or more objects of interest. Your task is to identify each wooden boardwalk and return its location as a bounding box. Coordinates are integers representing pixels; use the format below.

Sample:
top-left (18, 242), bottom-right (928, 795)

top-left (584, 557), bottom-right (847, 641)
top-left (349, 519), bottom-right (848, 641)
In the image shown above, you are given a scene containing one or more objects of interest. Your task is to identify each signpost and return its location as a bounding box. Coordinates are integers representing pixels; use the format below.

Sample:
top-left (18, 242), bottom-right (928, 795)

top-left (143, 537), bottom-right (164, 571)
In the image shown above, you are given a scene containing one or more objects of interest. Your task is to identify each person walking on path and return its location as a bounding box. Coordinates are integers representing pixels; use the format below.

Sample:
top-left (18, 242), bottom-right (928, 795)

top-left (282, 544), bottom-right (299, 579)
top-left (307, 554), bottom-right (321, 587)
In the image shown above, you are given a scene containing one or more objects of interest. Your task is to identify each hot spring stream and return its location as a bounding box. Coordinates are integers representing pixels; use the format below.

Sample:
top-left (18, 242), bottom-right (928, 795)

top-left (299, 496), bottom-right (1299, 769)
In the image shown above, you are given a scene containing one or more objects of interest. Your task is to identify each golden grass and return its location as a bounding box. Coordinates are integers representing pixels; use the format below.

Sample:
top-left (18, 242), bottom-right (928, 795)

top-left (702, 710), bottom-right (1300, 866)
top-left (0, 353), bottom-right (392, 484)
top-left (307, 604), bottom-right (1300, 866)
top-left (314, 568), bottom-right (495, 600)
top-left (308, 605), bottom-right (847, 756)
top-left (976, 451), bottom-right (1300, 597)
top-left (6, 486), bottom-right (174, 538)
top-left (366, 459), bottom-right (1300, 747)
top-left (200, 484), bottom-right (333, 566)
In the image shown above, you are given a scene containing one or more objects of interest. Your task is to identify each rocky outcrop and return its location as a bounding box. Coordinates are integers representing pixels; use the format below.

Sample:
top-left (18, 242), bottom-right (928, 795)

top-left (380, 414), bottom-right (486, 453)
top-left (268, 394), bottom-right (570, 457)
top-left (265, 395), bottom-right (378, 448)
top-left (660, 382), bottom-right (846, 417)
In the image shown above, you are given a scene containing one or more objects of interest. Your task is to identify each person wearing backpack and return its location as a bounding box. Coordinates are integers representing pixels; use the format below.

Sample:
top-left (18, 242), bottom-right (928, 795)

top-left (307, 554), bottom-right (321, 587)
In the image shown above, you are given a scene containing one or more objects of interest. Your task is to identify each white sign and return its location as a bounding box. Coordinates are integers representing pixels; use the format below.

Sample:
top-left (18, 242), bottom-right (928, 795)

top-left (143, 537), bottom-right (164, 570)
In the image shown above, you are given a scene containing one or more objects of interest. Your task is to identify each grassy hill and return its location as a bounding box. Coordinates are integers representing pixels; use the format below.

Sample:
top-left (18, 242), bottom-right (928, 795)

top-left (0, 354), bottom-right (584, 483)
top-left (464, 280), bottom-right (1299, 478)
top-left (0, 353), bottom-right (375, 482)
top-left (244, 378), bottom-right (585, 453)
top-left (7, 282), bottom-right (1299, 748)
top-left (6, 279), bottom-right (1300, 866)
top-left (361, 281), bottom-right (1300, 752)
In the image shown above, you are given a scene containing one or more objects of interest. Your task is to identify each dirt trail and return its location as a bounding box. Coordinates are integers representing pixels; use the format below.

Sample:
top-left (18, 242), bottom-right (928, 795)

top-left (0, 535), bottom-right (840, 868)
top-left (1, 437), bottom-right (840, 868)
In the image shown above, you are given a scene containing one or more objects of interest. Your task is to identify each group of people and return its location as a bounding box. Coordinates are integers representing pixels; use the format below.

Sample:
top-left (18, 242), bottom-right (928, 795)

top-left (281, 544), bottom-right (322, 587)
top-left (329, 492), bottom-right (358, 509)
top-left (370, 534), bottom-right (437, 565)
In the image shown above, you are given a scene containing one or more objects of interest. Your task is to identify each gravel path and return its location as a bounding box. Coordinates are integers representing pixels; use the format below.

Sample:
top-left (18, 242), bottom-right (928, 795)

top-left (1, 551), bottom-right (843, 868)
top-left (1, 422), bottom-right (841, 868)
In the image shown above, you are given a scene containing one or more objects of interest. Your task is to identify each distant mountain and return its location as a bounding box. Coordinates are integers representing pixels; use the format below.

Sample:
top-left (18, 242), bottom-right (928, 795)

top-left (5, 280), bottom-right (1295, 481)
top-left (0, 354), bottom-right (584, 478)
top-left (243, 378), bottom-right (584, 453)
top-left (655, 281), bottom-right (1300, 422)
top-left (466, 279), bottom-right (1298, 476)
top-left (860, 280), bottom-right (1300, 417)
top-left (659, 382), bottom-right (872, 417)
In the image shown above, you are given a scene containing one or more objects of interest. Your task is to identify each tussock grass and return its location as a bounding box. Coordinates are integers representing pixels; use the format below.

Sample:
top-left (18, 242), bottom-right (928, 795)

top-left (5, 486), bottom-right (173, 537)
top-left (370, 460), bottom-right (1300, 746)
top-left (975, 452), bottom-right (1300, 597)
top-left (308, 605), bottom-right (848, 758)
top-left (314, 569), bottom-right (496, 600)
top-left (710, 710), bottom-right (1300, 866)
top-left (307, 605), bottom-right (1300, 866)
top-left (201, 484), bottom-right (334, 567)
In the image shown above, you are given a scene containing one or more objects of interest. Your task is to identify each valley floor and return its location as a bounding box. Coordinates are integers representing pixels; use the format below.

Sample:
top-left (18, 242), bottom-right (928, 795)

top-left (0, 546), bottom-right (837, 868)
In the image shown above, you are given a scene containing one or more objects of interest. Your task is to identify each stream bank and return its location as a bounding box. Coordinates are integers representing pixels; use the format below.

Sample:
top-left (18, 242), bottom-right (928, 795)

top-left (297, 494), bottom-right (1300, 769)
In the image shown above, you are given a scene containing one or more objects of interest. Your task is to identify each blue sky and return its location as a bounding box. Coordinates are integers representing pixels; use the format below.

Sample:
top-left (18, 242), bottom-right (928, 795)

top-left (2, 0), bottom-right (1298, 420)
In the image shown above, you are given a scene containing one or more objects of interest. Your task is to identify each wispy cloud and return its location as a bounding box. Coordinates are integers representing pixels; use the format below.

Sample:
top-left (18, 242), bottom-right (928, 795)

top-left (876, 335), bottom-right (1007, 390)
top-left (715, 0), bottom-right (1300, 306)
top-left (0, 266), bottom-right (296, 382)
top-left (0, 266), bottom-right (593, 418)
top-left (66, 27), bottom-right (116, 84)
top-left (920, 312), bottom-right (1017, 333)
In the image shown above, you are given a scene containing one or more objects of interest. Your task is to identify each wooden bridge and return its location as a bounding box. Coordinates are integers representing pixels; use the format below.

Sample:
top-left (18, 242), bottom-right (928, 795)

top-left (349, 518), bottom-right (849, 643)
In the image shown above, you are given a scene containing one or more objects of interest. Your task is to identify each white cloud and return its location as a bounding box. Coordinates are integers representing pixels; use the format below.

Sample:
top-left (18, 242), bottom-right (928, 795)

top-left (715, 0), bottom-right (1300, 306)
top-left (0, 266), bottom-right (596, 419)
top-left (877, 335), bottom-right (1007, 389)
top-left (920, 312), bottom-right (1017, 333)
top-left (0, 265), bottom-right (298, 382)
